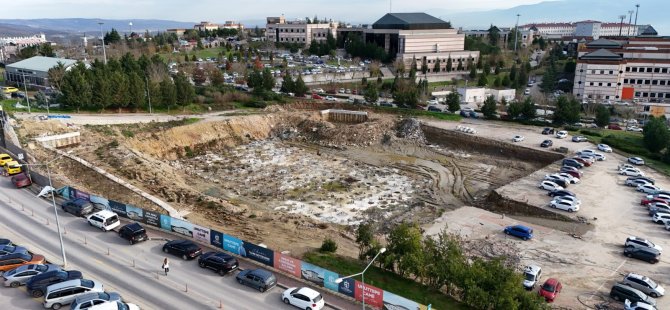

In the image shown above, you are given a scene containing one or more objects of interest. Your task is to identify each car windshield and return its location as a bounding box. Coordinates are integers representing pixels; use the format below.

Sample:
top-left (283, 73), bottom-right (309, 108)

top-left (542, 283), bottom-right (556, 292)
top-left (524, 272), bottom-right (535, 281)
top-left (117, 303), bottom-right (129, 310)
top-left (36, 265), bottom-right (48, 272)
top-left (80, 279), bottom-right (94, 288)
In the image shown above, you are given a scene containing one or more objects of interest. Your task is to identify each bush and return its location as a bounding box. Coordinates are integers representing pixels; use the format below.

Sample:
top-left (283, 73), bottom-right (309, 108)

top-left (319, 238), bottom-right (338, 253)
top-left (563, 125), bottom-right (579, 132)
top-left (579, 129), bottom-right (602, 137)
top-left (601, 134), bottom-right (650, 157)
top-left (243, 101), bottom-right (267, 108)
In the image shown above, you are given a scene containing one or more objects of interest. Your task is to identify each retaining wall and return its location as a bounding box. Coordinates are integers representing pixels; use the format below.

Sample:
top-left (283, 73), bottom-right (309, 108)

top-left (481, 190), bottom-right (574, 222)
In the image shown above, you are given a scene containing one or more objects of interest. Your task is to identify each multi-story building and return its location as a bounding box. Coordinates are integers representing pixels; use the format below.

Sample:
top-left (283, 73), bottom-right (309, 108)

top-left (265, 15), bottom-right (337, 46)
top-left (4, 56), bottom-right (77, 89)
top-left (572, 37), bottom-right (670, 102)
top-left (194, 21), bottom-right (220, 32)
top-left (461, 27), bottom-right (535, 48)
top-left (521, 21), bottom-right (640, 39)
top-left (0, 34), bottom-right (47, 47)
top-left (221, 21), bottom-right (244, 30)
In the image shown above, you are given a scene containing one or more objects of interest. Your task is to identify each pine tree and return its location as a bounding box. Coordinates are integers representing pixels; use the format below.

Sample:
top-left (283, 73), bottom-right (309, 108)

top-left (446, 57), bottom-right (452, 72)
top-left (294, 75), bottom-right (309, 97)
top-left (160, 78), bottom-right (177, 108)
top-left (433, 58), bottom-right (441, 73)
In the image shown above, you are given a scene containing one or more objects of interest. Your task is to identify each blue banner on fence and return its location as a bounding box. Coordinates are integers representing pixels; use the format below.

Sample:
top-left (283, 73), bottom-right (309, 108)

top-left (223, 234), bottom-right (246, 256)
top-left (242, 242), bottom-right (274, 267)
top-left (383, 291), bottom-right (419, 310)
top-left (125, 205), bottom-right (144, 222)
top-left (160, 215), bottom-right (172, 231)
top-left (210, 229), bottom-right (224, 249)
top-left (143, 210), bottom-right (161, 228)
top-left (300, 262), bottom-right (339, 290)
top-left (338, 277), bottom-right (356, 298)
top-left (109, 200), bottom-right (127, 217)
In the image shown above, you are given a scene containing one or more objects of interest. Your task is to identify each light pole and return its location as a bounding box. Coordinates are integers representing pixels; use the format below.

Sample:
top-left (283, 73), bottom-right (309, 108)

top-left (21, 72), bottom-right (31, 113)
top-left (514, 14), bottom-right (520, 53)
top-left (145, 75), bottom-right (152, 114)
top-left (98, 22), bottom-right (107, 65)
top-left (627, 10), bottom-right (634, 36)
top-left (335, 247), bottom-right (386, 310)
top-left (20, 150), bottom-right (73, 267)
top-left (633, 4), bottom-right (640, 36)
top-left (618, 15), bottom-right (626, 36)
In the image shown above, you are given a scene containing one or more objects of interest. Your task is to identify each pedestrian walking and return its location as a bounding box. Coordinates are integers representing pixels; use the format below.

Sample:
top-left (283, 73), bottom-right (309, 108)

top-left (162, 257), bottom-right (170, 275)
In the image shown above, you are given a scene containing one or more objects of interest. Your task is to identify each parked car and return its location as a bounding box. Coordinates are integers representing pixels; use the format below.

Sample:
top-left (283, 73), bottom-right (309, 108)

top-left (627, 178), bottom-right (651, 187)
top-left (638, 184), bottom-right (661, 194)
top-left (11, 172), bottom-right (32, 188)
top-left (593, 153), bottom-right (607, 161)
top-left (43, 279), bottom-right (104, 310)
top-left (87, 301), bottom-right (140, 310)
top-left (624, 247), bottom-right (661, 263)
top-left (324, 96), bottom-right (336, 101)
top-left (538, 278), bottom-right (562, 302)
top-left (598, 144), bottom-right (613, 152)
top-left (610, 283), bottom-right (657, 306)
top-left (641, 197), bottom-right (668, 206)
top-left (0, 153), bottom-right (13, 166)
top-left (630, 176), bottom-right (656, 185)
top-left (235, 268), bottom-right (277, 292)
top-left (162, 240), bottom-right (202, 260)
top-left (555, 131), bottom-right (568, 139)
top-left (512, 135), bottom-right (525, 142)
top-left (558, 173), bottom-right (580, 184)
top-left (549, 199), bottom-right (580, 212)
top-left (427, 106), bottom-right (442, 112)
top-left (540, 140), bottom-right (553, 148)
top-left (5, 160), bottom-right (22, 174)
top-left (86, 210), bottom-right (120, 232)
top-left (70, 292), bottom-right (123, 310)
top-left (542, 128), bottom-right (555, 135)
top-left (648, 203), bottom-right (670, 216)
top-left (552, 195), bottom-right (581, 205)
top-left (560, 166), bottom-right (583, 177)
top-left (626, 237), bottom-right (663, 252)
top-left (622, 273), bottom-right (665, 298)
top-left (198, 251), bottom-right (239, 276)
top-left (61, 198), bottom-right (94, 217)
top-left (522, 265), bottom-right (542, 290)
top-left (562, 159), bottom-right (584, 169)
top-left (608, 124), bottom-right (623, 130)
top-left (0, 244), bottom-right (28, 256)
top-left (651, 212), bottom-right (670, 224)
top-left (572, 136), bottom-right (588, 142)
top-left (624, 299), bottom-right (657, 310)
top-left (503, 225), bottom-right (534, 240)
top-left (118, 222), bottom-right (148, 245)
top-left (627, 126), bottom-right (644, 132)
top-left (543, 175), bottom-right (568, 188)
top-left (281, 287), bottom-right (325, 310)
top-left (2, 264), bottom-right (61, 288)
top-left (629, 157), bottom-right (645, 165)
top-left (548, 189), bottom-right (576, 198)
top-left (538, 180), bottom-right (563, 191)
top-left (620, 168), bottom-right (644, 177)
top-left (26, 270), bottom-right (83, 298)
top-left (571, 157), bottom-right (592, 167)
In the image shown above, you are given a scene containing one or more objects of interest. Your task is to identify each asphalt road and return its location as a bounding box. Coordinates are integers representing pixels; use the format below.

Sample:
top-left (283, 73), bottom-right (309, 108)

top-left (0, 179), bottom-right (344, 310)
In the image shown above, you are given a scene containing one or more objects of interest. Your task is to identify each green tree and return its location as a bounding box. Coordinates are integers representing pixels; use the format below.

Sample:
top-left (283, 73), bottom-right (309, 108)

top-left (446, 92), bottom-right (460, 113)
top-left (502, 74), bottom-right (512, 88)
top-left (433, 57), bottom-right (441, 73)
top-left (421, 60), bottom-right (428, 75)
top-left (160, 78), bottom-right (177, 108)
top-left (481, 95), bottom-right (497, 119)
top-left (538, 37), bottom-right (547, 50)
top-left (392, 80), bottom-right (419, 108)
top-left (210, 68), bottom-right (224, 87)
top-left (126, 72), bottom-right (144, 110)
top-left (387, 222), bottom-right (424, 277)
top-left (319, 238), bottom-right (338, 253)
top-left (262, 68), bottom-right (275, 91)
top-left (488, 25), bottom-right (501, 46)
top-left (109, 71), bottom-right (128, 109)
top-left (446, 57), bottom-right (452, 72)
top-left (507, 100), bottom-right (523, 119)
top-left (483, 61), bottom-right (491, 75)
top-left (521, 97), bottom-right (537, 119)
top-left (92, 70), bottom-right (113, 111)
top-left (493, 76), bottom-right (502, 87)
top-left (643, 117), bottom-right (670, 153)
top-left (594, 104), bottom-right (610, 127)
top-left (477, 74), bottom-right (488, 87)
top-left (47, 62), bottom-right (66, 92)
top-left (59, 63), bottom-right (91, 112)
top-left (355, 222), bottom-right (375, 259)
top-left (469, 66), bottom-right (477, 79)
top-left (18, 45), bottom-right (37, 59)
top-left (541, 67), bottom-right (556, 93)
top-left (457, 59), bottom-right (464, 71)
top-left (509, 65), bottom-right (517, 83)
top-left (191, 54), bottom-right (197, 62)
top-left (38, 43), bottom-right (55, 57)
top-left (174, 72), bottom-right (194, 108)
top-left (564, 60), bottom-right (576, 74)
top-left (104, 28), bottom-right (122, 44)
top-left (280, 73), bottom-right (294, 93)
top-left (553, 96), bottom-right (581, 125)
top-left (293, 75), bottom-right (309, 97)
top-left (363, 83), bottom-right (379, 104)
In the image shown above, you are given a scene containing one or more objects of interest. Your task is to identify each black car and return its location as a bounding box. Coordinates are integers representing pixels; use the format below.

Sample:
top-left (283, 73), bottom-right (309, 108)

top-left (162, 240), bottom-right (202, 260)
top-left (548, 189), bottom-right (576, 198)
top-left (427, 106), bottom-right (442, 112)
top-left (628, 176), bottom-right (656, 185)
top-left (198, 251), bottom-right (239, 275)
top-left (61, 198), bottom-right (94, 217)
top-left (540, 140), bottom-right (553, 148)
top-left (118, 223), bottom-right (148, 245)
top-left (26, 270), bottom-right (83, 298)
top-left (0, 238), bottom-right (11, 246)
top-left (609, 283), bottom-right (656, 305)
top-left (562, 159), bottom-right (584, 169)
top-left (236, 269), bottom-right (277, 293)
top-left (624, 247), bottom-right (660, 264)
top-left (542, 127), bottom-right (555, 135)
top-left (545, 177), bottom-right (568, 188)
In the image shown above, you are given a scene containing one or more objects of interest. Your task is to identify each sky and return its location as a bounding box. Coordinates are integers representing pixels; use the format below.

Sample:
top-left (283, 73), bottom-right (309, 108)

top-left (4, 0), bottom-right (548, 22)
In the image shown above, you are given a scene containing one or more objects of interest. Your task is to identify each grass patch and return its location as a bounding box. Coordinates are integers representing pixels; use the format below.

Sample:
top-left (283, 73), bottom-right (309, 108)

top-left (303, 251), bottom-right (467, 309)
top-left (321, 181), bottom-right (348, 192)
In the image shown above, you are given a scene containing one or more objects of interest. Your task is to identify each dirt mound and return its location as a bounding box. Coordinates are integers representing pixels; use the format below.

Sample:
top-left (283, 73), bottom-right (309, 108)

top-left (19, 119), bottom-right (75, 138)
top-left (394, 118), bottom-right (426, 144)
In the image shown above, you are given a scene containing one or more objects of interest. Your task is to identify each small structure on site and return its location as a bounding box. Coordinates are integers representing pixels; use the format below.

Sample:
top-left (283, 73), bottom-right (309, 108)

top-left (34, 132), bottom-right (81, 148)
top-left (320, 109), bottom-right (368, 123)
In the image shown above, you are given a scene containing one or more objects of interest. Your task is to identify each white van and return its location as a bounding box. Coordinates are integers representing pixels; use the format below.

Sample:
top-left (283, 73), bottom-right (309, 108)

top-left (43, 279), bottom-right (103, 309)
top-left (86, 210), bottom-right (120, 232)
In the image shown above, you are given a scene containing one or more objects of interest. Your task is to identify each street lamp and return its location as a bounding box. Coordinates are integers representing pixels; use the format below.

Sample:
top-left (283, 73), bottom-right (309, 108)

top-left (20, 150), bottom-right (73, 267)
top-left (514, 14), bottom-right (521, 53)
top-left (335, 247), bottom-right (386, 310)
top-left (98, 22), bottom-right (107, 65)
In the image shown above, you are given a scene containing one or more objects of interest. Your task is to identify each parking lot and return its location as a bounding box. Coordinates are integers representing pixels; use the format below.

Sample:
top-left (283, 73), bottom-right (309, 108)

top-left (424, 119), bottom-right (670, 309)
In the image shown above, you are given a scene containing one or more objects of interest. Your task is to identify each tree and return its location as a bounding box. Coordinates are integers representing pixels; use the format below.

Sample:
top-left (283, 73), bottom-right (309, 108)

top-left (92, 70), bottom-right (113, 111)
top-left (386, 222), bottom-right (424, 277)
top-left (192, 67), bottom-right (207, 85)
top-left (502, 74), bottom-right (512, 88)
top-left (541, 67), bottom-right (556, 93)
top-left (538, 37), bottom-right (547, 50)
top-left (481, 95), bottom-right (497, 119)
top-left (210, 68), bottom-right (224, 87)
top-left (457, 59), bottom-right (464, 71)
top-left (553, 96), bottom-right (581, 125)
top-left (446, 57), bottom-right (452, 72)
top-left (564, 60), bottom-right (576, 74)
top-left (280, 73), bottom-right (294, 93)
top-left (191, 54), bottom-right (197, 62)
top-left (174, 72), bottom-right (194, 108)
top-left (262, 68), bottom-right (275, 91)
top-left (47, 62), bottom-right (66, 92)
top-left (126, 72), bottom-right (144, 110)
top-left (104, 28), bottom-right (122, 44)
top-left (160, 78), bottom-right (177, 108)
top-left (469, 66), bottom-right (477, 79)
top-left (409, 58), bottom-right (417, 79)
top-left (59, 63), bottom-right (91, 112)
top-left (493, 76), bottom-right (502, 87)
top-left (363, 83), bottom-right (379, 104)
top-left (507, 100), bottom-right (524, 119)
top-left (521, 97), bottom-right (537, 119)
top-left (509, 65), bottom-right (517, 83)
top-left (293, 75), bottom-right (309, 97)
top-left (38, 43), bottom-right (55, 57)
top-left (643, 117), bottom-right (670, 153)
top-left (392, 79), bottom-right (419, 108)
top-left (595, 104), bottom-right (611, 127)
top-left (319, 238), bottom-right (338, 253)
top-left (446, 92), bottom-right (460, 113)
top-left (109, 71), bottom-right (128, 109)
top-left (433, 57), bottom-right (441, 73)
top-left (421, 60), bottom-right (428, 75)
top-left (476, 57), bottom-right (483, 70)
top-left (476, 74), bottom-right (487, 87)
top-left (355, 223), bottom-right (374, 260)
top-left (18, 46), bottom-right (37, 59)
top-left (488, 25), bottom-right (501, 46)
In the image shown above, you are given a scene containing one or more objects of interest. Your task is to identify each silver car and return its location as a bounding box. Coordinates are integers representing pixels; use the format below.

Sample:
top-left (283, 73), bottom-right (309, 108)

top-left (622, 273), bottom-right (665, 298)
top-left (2, 264), bottom-right (61, 288)
top-left (70, 292), bottom-right (123, 310)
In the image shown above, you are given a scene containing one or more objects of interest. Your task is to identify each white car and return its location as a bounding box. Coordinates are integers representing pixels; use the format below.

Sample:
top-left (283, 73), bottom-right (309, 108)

top-left (627, 126), bottom-right (644, 132)
top-left (553, 195), bottom-right (581, 205)
top-left (620, 168), bottom-right (644, 177)
top-left (629, 157), bottom-right (645, 165)
top-left (545, 173), bottom-right (569, 183)
top-left (549, 199), bottom-right (580, 212)
top-left (558, 173), bottom-right (580, 184)
top-left (281, 287), bottom-right (325, 310)
top-left (324, 96), bottom-right (336, 101)
top-left (538, 180), bottom-right (563, 191)
top-left (598, 144), bottom-right (613, 152)
top-left (555, 131), bottom-right (568, 139)
top-left (87, 301), bottom-right (140, 310)
top-left (512, 135), bottom-right (525, 142)
top-left (86, 210), bottom-right (120, 232)
top-left (593, 153), bottom-right (607, 161)
top-left (652, 212), bottom-right (670, 224)
top-left (578, 149), bottom-right (596, 155)
top-left (624, 299), bottom-right (657, 310)
top-left (637, 184), bottom-right (661, 194)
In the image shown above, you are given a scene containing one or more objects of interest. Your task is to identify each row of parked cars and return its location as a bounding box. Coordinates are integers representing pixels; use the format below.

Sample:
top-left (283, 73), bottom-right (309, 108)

top-left (54, 197), bottom-right (327, 310)
top-left (0, 238), bottom-right (139, 310)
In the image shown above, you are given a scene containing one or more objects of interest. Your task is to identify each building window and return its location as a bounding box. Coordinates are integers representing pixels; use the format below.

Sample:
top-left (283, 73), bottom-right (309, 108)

top-left (655, 68), bottom-right (660, 73)
top-left (624, 79), bottom-right (628, 83)
top-left (662, 68), bottom-right (668, 73)
top-left (661, 80), bottom-right (667, 86)
top-left (589, 82), bottom-right (594, 86)
top-left (666, 94), bottom-right (670, 98)
top-left (626, 67), bottom-right (631, 72)
top-left (598, 82), bottom-right (603, 86)
top-left (645, 80), bottom-right (651, 85)
top-left (606, 96), bottom-right (610, 99)
top-left (635, 92), bottom-right (641, 97)
top-left (607, 83), bottom-right (611, 86)
top-left (609, 71), bottom-right (613, 74)
top-left (650, 93), bottom-right (656, 98)
top-left (600, 70), bottom-right (605, 74)
top-left (643, 92), bottom-right (649, 97)
top-left (632, 67), bottom-right (637, 72)
top-left (652, 80), bottom-right (658, 85)
top-left (647, 68), bottom-right (653, 73)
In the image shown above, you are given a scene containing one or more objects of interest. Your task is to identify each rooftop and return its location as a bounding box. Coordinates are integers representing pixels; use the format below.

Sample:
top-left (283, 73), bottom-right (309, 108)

top-left (580, 48), bottom-right (622, 60)
top-left (586, 38), bottom-right (623, 48)
top-left (6, 56), bottom-right (77, 72)
top-left (372, 13), bottom-right (451, 30)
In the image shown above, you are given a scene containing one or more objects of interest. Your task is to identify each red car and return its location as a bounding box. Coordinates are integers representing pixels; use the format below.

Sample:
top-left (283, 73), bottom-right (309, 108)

top-left (571, 157), bottom-right (592, 167)
top-left (11, 173), bottom-right (32, 188)
top-left (312, 94), bottom-right (323, 100)
top-left (539, 278), bottom-right (562, 302)
top-left (608, 124), bottom-right (622, 130)
top-left (561, 170), bottom-right (581, 179)
top-left (641, 197), bottom-right (668, 206)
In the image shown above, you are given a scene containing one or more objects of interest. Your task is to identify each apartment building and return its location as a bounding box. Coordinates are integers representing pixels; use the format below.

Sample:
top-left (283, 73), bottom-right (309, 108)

top-left (521, 20), bottom-right (640, 39)
top-left (572, 37), bottom-right (670, 102)
top-left (265, 15), bottom-right (337, 46)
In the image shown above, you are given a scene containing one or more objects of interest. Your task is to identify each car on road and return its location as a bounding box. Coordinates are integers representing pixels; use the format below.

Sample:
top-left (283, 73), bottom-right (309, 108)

top-left (26, 269), bottom-right (83, 298)
top-left (572, 136), bottom-right (588, 142)
top-left (236, 268), bottom-right (277, 292)
top-left (282, 287), bottom-right (325, 310)
top-left (629, 157), bottom-right (645, 165)
top-left (625, 237), bottom-right (663, 252)
top-left (542, 127), bottom-right (555, 135)
top-left (5, 160), bottom-right (22, 175)
top-left (620, 168), bottom-right (644, 177)
top-left (1, 86), bottom-right (19, 94)
top-left (540, 140), bottom-right (553, 148)
top-left (622, 273), bottom-right (665, 298)
top-left (522, 265), bottom-right (542, 290)
top-left (624, 299), bottom-right (657, 310)
top-left (524, 88), bottom-right (531, 95)
top-left (637, 184), bottom-right (661, 194)
top-left (87, 301), bottom-right (140, 310)
top-left (651, 212), bottom-right (670, 224)
top-left (118, 222), bottom-right (148, 245)
top-left (70, 292), bottom-right (123, 310)
top-left (61, 198), bottom-right (94, 217)
top-left (162, 239), bottom-right (202, 260)
top-left (610, 283), bottom-right (657, 306)
top-left (11, 172), bottom-right (32, 188)
top-left (624, 247), bottom-right (661, 264)
top-left (44, 279), bottom-right (104, 310)
top-left (548, 189), bottom-right (576, 198)
top-left (503, 225), bottom-right (533, 240)
top-left (549, 198), bottom-right (580, 212)
top-left (538, 180), bottom-right (563, 191)
top-left (86, 210), bottom-right (120, 232)
top-left (0, 153), bottom-right (13, 166)
top-left (324, 96), bottom-right (336, 101)
top-left (630, 176), bottom-right (655, 185)
top-left (627, 178), bottom-right (651, 187)
top-left (198, 251), bottom-right (239, 276)
top-left (598, 144), bottom-right (613, 152)
top-left (2, 264), bottom-right (61, 288)
top-left (512, 135), bottom-right (525, 142)
top-left (538, 278), bottom-right (562, 302)
top-left (555, 131), bottom-right (568, 139)
top-left (627, 126), bottom-right (644, 132)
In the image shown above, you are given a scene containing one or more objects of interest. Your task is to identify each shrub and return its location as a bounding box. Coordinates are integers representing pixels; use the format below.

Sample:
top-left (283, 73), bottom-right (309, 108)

top-left (601, 134), bottom-right (650, 157)
top-left (563, 125), bottom-right (579, 132)
top-left (579, 129), bottom-right (602, 137)
top-left (243, 101), bottom-right (267, 108)
top-left (121, 129), bottom-right (134, 138)
top-left (319, 238), bottom-right (338, 253)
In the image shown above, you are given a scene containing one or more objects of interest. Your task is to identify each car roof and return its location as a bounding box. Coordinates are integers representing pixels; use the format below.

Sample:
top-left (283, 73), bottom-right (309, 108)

top-left (123, 222), bottom-right (144, 231)
top-left (524, 265), bottom-right (541, 274)
top-left (295, 287), bottom-right (320, 298)
top-left (46, 279), bottom-right (84, 291)
top-left (249, 268), bottom-right (274, 278)
top-left (91, 210), bottom-right (117, 218)
top-left (544, 278), bottom-right (559, 285)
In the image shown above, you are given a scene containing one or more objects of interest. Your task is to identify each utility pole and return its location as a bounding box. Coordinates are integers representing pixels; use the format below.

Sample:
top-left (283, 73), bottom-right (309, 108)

top-left (98, 22), bottom-right (107, 65)
top-left (633, 4), bottom-right (640, 36)
top-left (514, 14), bottom-right (520, 53)
top-left (21, 72), bottom-right (31, 114)
top-left (145, 76), bottom-right (152, 114)
top-left (618, 15), bottom-right (626, 36)
top-left (627, 10), bottom-right (634, 36)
